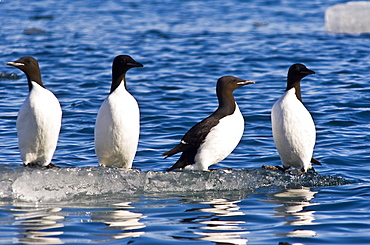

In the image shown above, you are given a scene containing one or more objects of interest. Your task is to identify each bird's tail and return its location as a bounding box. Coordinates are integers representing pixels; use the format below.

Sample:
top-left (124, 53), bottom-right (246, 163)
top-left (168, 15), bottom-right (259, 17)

top-left (166, 149), bottom-right (197, 171)
top-left (311, 157), bottom-right (322, 165)
top-left (162, 143), bottom-right (190, 159)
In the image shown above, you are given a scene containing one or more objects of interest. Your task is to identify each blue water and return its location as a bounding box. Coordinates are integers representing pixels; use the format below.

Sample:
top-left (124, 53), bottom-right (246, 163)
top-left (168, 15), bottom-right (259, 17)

top-left (1, 0), bottom-right (369, 244)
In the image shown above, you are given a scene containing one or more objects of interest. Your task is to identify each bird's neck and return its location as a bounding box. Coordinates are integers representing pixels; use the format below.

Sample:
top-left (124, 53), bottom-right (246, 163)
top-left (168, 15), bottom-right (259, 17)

top-left (111, 73), bottom-right (127, 93)
top-left (286, 80), bottom-right (302, 102)
top-left (26, 72), bottom-right (44, 91)
top-left (214, 89), bottom-right (236, 117)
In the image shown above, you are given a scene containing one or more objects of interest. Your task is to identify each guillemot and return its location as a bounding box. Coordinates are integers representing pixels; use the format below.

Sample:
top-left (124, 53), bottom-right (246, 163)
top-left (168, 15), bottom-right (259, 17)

top-left (270, 63), bottom-right (322, 172)
top-left (163, 76), bottom-right (255, 171)
top-left (6, 56), bottom-right (62, 167)
top-left (94, 55), bottom-right (143, 169)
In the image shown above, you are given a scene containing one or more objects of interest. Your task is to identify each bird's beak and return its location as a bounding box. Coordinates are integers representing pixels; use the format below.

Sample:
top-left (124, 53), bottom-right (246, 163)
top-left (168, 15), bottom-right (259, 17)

top-left (6, 61), bottom-right (24, 67)
top-left (128, 62), bottom-right (144, 68)
top-left (237, 80), bottom-right (255, 85)
top-left (301, 69), bottom-right (315, 75)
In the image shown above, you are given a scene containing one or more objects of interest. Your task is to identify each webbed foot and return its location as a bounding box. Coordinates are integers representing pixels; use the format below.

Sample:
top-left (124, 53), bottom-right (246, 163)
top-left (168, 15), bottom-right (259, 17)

top-left (24, 162), bottom-right (60, 168)
top-left (262, 165), bottom-right (287, 171)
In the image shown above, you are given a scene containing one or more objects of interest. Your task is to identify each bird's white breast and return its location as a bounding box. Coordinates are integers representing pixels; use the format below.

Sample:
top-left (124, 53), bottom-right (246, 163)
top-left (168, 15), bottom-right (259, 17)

top-left (17, 82), bottom-right (62, 166)
top-left (94, 83), bottom-right (140, 169)
top-left (271, 88), bottom-right (316, 171)
top-left (191, 103), bottom-right (244, 170)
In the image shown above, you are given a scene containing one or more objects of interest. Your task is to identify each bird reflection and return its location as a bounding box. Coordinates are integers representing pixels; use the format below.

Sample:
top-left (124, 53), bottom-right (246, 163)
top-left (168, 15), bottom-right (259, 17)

top-left (10, 201), bottom-right (145, 243)
top-left (90, 202), bottom-right (145, 240)
top-left (175, 198), bottom-right (249, 245)
top-left (265, 187), bottom-right (318, 238)
top-left (11, 204), bottom-right (64, 244)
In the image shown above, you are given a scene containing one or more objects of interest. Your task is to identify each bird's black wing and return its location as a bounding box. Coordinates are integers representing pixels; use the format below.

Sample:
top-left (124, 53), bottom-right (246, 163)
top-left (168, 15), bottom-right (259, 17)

top-left (163, 115), bottom-right (220, 170)
top-left (182, 115), bottom-right (220, 148)
top-left (163, 115), bottom-right (220, 157)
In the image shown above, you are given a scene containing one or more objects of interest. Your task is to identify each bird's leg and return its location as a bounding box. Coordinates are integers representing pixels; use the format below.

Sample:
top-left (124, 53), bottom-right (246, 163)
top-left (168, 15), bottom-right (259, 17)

top-left (46, 163), bottom-right (61, 169)
top-left (262, 165), bottom-right (287, 171)
top-left (208, 167), bottom-right (233, 172)
top-left (285, 169), bottom-right (303, 174)
top-left (25, 162), bottom-right (38, 168)
top-left (24, 162), bottom-right (60, 168)
top-left (307, 166), bottom-right (316, 172)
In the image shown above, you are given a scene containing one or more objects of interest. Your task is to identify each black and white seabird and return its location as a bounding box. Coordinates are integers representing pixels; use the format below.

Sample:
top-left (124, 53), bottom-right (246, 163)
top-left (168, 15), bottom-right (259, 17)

top-left (94, 55), bottom-right (143, 169)
top-left (6, 56), bottom-right (62, 167)
top-left (270, 63), bottom-right (322, 172)
top-left (163, 76), bottom-right (255, 171)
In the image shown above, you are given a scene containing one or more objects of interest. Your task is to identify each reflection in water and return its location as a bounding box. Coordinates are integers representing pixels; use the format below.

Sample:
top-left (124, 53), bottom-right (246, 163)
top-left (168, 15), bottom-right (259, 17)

top-left (11, 204), bottom-right (64, 244)
top-left (265, 187), bottom-right (318, 238)
top-left (90, 202), bottom-right (146, 240)
top-left (9, 201), bottom-right (145, 244)
top-left (176, 198), bottom-right (249, 245)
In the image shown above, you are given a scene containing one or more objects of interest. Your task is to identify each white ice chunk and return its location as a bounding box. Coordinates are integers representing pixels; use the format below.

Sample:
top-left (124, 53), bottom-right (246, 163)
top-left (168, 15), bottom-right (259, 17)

top-left (0, 167), bottom-right (350, 202)
top-left (325, 1), bottom-right (370, 34)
